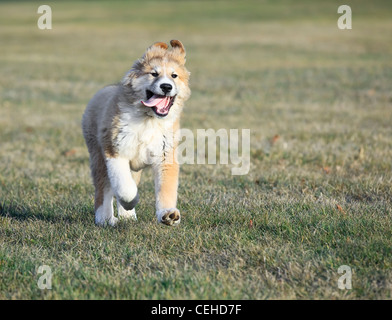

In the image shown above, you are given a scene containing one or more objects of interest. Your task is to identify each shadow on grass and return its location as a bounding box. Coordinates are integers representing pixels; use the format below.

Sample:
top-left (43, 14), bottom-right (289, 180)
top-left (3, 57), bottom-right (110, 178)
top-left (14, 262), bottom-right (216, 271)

top-left (0, 200), bottom-right (92, 225)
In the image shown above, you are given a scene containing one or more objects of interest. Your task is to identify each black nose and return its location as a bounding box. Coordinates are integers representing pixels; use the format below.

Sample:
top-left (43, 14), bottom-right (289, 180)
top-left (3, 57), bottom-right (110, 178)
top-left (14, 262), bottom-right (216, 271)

top-left (160, 83), bottom-right (172, 94)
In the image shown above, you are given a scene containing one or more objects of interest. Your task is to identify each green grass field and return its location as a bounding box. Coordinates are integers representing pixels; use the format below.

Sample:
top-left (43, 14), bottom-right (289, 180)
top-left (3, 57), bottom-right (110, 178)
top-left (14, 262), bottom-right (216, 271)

top-left (0, 0), bottom-right (391, 299)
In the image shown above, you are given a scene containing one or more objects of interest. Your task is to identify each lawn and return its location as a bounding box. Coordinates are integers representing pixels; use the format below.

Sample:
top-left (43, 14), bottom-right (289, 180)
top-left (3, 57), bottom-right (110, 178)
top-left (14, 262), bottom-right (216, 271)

top-left (0, 0), bottom-right (391, 299)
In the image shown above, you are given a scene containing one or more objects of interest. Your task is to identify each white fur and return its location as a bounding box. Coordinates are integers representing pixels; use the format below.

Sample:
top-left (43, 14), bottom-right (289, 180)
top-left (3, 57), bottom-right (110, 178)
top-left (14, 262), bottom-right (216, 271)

top-left (117, 102), bottom-right (178, 168)
top-left (117, 200), bottom-right (137, 221)
top-left (106, 157), bottom-right (138, 202)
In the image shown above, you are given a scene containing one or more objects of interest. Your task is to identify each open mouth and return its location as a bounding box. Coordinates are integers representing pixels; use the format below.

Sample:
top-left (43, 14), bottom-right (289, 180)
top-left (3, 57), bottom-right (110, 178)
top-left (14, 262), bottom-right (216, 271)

top-left (141, 90), bottom-right (176, 117)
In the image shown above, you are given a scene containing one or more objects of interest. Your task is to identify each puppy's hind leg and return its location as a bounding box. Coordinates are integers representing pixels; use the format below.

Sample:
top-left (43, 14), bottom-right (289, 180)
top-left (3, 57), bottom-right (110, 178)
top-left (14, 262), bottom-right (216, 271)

top-left (91, 151), bottom-right (118, 226)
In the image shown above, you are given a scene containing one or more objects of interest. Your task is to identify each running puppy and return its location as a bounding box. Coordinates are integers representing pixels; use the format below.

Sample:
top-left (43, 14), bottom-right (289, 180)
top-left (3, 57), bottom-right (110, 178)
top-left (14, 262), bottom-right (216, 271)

top-left (82, 40), bottom-right (191, 226)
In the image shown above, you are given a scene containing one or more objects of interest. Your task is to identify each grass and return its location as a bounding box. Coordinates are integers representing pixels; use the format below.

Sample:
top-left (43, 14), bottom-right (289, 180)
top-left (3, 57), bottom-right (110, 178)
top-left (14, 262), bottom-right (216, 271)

top-left (0, 0), bottom-right (392, 299)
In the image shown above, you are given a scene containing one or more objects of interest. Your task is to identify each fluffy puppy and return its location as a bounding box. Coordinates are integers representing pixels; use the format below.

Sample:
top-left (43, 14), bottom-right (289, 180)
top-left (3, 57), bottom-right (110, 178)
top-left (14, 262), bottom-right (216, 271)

top-left (82, 40), bottom-right (191, 226)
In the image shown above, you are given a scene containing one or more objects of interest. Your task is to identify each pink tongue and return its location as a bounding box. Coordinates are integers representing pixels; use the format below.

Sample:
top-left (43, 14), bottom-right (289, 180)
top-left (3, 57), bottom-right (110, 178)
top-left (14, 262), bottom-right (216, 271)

top-left (141, 95), bottom-right (170, 112)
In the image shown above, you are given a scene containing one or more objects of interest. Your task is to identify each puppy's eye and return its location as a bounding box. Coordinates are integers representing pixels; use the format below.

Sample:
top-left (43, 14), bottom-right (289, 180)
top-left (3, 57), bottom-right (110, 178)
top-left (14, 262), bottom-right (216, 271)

top-left (151, 72), bottom-right (159, 77)
top-left (171, 74), bottom-right (178, 79)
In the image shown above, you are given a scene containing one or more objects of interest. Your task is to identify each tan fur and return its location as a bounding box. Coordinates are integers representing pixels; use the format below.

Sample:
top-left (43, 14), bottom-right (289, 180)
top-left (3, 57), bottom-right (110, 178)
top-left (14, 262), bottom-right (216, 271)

top-left (131, 169), bottom-right (142, 186)
top-left (156, 162), bottom-right (179, 209)
top-left (82, 40), bottom-right (190, 226)
top-left (156, 118), bottom-right (180, 209)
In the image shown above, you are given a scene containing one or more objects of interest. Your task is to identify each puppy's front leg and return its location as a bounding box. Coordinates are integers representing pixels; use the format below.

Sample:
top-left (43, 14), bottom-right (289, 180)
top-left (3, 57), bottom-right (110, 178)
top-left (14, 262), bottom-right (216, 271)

top-left (154, 160), bottom-right (181, 226)
top-left (106, 157), bottom-right (139, 211)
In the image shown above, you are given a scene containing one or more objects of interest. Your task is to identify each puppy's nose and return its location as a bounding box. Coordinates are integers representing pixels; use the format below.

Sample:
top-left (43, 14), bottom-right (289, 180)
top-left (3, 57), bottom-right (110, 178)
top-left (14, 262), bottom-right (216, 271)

top-left (160, 83), bottom-right (172, 94)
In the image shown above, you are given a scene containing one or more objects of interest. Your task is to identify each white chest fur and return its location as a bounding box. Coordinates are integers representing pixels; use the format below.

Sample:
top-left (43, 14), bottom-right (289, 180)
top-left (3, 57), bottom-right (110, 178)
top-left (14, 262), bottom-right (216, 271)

top-left (115, 108), bottom-right (176, 170)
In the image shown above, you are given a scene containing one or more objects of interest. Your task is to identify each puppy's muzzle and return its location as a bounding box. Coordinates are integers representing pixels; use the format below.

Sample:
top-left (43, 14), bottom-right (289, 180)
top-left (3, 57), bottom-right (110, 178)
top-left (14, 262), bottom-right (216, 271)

top-left (160, 83), bottom-right (172, 94)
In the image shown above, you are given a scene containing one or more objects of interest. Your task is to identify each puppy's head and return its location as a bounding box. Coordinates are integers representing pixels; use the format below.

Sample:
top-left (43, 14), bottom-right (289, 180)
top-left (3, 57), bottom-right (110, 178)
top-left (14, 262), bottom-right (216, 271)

top-left (123, 40), bottom-right (191, 118)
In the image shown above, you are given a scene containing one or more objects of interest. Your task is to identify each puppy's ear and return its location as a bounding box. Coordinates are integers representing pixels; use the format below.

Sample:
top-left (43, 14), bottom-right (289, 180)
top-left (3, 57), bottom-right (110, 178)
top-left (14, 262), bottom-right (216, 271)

top-left (150, 42), bottom-right (169, 50)
top-left (143, 42), bottom-right (168, 62)
top-left (170, 40), bottom-right (186, 56)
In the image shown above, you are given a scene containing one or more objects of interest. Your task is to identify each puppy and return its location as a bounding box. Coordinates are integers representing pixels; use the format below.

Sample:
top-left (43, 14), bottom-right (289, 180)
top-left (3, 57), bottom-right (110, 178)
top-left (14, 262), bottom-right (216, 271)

top-left (82, 40), bottom-right (191, 226)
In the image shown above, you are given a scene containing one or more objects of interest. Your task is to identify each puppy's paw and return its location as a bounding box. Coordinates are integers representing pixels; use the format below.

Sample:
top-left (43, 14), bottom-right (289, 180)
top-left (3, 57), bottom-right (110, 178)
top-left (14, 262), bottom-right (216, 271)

top-left (118, 207), bottom-right (138, 221)
top-left (95, 215), bottom-right (119, 227)
top-left (157, 208), bottom-right (181, 226)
